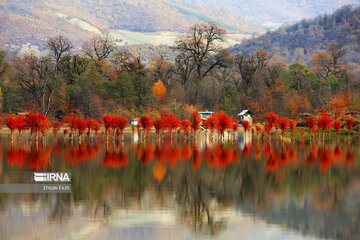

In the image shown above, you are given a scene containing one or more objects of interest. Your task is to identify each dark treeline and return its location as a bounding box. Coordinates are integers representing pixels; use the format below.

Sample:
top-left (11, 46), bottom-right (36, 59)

top-left (0, 22), bottom-right (359, 121)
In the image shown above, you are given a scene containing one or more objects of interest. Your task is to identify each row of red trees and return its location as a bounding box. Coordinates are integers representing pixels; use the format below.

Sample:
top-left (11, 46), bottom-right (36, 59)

top-left (305, 110), bottom-right (356, 140)
top-left (2, 110), bottom-right (357, 142)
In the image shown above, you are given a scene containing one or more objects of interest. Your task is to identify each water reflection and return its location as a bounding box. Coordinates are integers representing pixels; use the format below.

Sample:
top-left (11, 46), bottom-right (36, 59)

top-left (0, 136), bottom-right (359, 239)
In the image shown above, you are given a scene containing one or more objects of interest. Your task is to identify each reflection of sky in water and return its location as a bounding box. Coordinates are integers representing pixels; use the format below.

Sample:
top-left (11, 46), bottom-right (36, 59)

top-left (0, 207), bottom-right (323, 240)
top-left (0, 134), bottom-right (358, 239)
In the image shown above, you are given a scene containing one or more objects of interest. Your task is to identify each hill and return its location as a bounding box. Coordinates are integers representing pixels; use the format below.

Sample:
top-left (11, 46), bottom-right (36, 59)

top-left (0, 0), bottom-right (264, 55)
top-left (230, 5), bottom-right (360, 71)
top-left (1, 0), bottom-right (359, 56)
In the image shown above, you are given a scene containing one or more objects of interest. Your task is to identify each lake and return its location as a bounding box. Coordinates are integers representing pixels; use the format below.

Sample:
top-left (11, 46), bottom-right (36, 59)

top-left (0, 133), bottom-right (359, 240)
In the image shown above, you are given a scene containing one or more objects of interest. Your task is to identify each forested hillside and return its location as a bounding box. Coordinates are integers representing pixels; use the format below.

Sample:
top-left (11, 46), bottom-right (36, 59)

top-left (231, 6), bottom-right (360, 75)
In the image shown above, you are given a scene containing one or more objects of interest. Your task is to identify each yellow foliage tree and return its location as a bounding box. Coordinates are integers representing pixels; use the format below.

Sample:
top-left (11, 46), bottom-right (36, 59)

top-left (152, 79), bottom-right (167, 100)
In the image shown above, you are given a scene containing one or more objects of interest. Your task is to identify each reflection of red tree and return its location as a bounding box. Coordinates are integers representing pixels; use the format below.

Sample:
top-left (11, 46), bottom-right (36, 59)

top-left (192, 147), bottom-right (201, 170)
top-left (102, 150), bottom-right (128, 168)
top-left (87, 144), bottom-right (101, 160)
top-left (181, 144), bottom-right (191, 160)
top-left (345, 149), bottom-right (354, 165)
top-left (169, 147), bottom-right (181, 166)
top-left (65, 144), bottom-right (89, 166)
top-left (333, 144), bottom-right (342, 159)
top-left (264, 143), bottom-right (273, 157)
top-left (6, 148), bottom-right (27, 167)
top-left (279, 150), bottom-right (289, 165)
top-left (26, 145), bottom-right (51, 169)
top-left (242, 144), bottom-right (250, 157)
top-left (319, 147), bottom-right (333, 173)
top-left (266, 155), bottom-right (278, 171)
top-left (289, 147), bottom-right (297, 162)
top-left (137, 143), bottom-right (154, 164)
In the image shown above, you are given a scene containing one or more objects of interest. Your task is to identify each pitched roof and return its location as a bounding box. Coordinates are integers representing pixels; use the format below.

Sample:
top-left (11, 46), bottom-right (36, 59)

top-left (238, 110), bottom-right (253, 116)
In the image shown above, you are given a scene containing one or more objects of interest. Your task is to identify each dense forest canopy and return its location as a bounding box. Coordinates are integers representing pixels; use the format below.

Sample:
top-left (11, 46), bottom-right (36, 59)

top-left (0, 13), bottom-right (359, 122)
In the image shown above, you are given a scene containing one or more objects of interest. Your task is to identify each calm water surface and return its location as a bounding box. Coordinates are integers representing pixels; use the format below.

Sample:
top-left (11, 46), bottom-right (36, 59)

top-left (0, 133), bottom-right (359, 240)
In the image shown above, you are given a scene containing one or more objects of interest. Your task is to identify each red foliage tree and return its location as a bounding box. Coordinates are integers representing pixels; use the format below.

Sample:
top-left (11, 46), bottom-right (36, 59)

top-left (333, 120), bottom-right (341, 135)
top-left (317, 110), bottom-right (333, 140)
top-left (230, 117), bottom-right (239, 131)
top-left (180, 120), bottom-right (191, 135)
top-left (139, 115), bottom-right (153, 134)
top-left (24, 112), bottom-right (51, 139)
top-left (5, 115), bottom-right (17, 133)
top-left (73, 117), bottom-right (88, 138)
top-left (264, 122), bottom-right (272, 136)
top-left (167, 113), bottom-right (180, 133)
top-left (86, 118), bottom-right (100, 138)
top-left (153, 118), bottom-right (165, 135)
top-left (14, 115), bottom-right (28, 136)
top-left (113, 115), bottom-right (129, 139)
top-left (191, 111), bottom-right (201, 133)
top-left (216, 111), bottom-right (231, 139)
top-left (265, 112), bottom-right (279, 129)
top-left (345, 117), bottom-right (356, 136)
top-left (289, 120), bottom-right (296, 136)
top-left (101, 115), bottom-right (115, 138)
top-left (64, 113), bottom-right (78, 138)
top-left (305, 115), bottom-right (317, 136)
top-left (277, 118), bottom-right (289, 137)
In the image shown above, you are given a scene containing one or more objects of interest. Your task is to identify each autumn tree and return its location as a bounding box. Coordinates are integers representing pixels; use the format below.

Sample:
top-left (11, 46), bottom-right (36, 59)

top-left (111, 50), bottom-right (140, 75)
top-left (152, 79), bottom-right (167, 101)
top-left (345, 117), bottom-right (356, 137)
top-left (311, 45), bottom-right (344, 80)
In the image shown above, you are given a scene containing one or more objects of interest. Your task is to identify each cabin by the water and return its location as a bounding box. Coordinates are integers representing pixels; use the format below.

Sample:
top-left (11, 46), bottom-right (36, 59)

top-left (238, 110), bottom-right (253, 125)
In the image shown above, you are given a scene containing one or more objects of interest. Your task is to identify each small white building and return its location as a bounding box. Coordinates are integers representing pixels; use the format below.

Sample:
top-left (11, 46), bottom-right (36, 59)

top-left (238, 110), bottom-right (253, 125)
top-left (199, 111), bottom-right (214, 120)
top-left (131, 118), bottom-right (139, 125)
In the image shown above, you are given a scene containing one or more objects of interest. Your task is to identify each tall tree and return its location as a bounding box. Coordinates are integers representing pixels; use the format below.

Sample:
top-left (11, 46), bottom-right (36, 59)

top-left (12, 55), bottom-right (58, 115)
top-left (46, 35), bottom-right (73, 73)
top-left (174, 23), bottom-right (226, 104)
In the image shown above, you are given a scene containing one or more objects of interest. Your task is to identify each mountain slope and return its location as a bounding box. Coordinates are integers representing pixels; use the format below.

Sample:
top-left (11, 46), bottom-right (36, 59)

top-left (0, 0), bottom-right (263, 54)
top-left (230, 5), bottom-right (360, 68)
top-left (170, 0), bottom-right (360, 28)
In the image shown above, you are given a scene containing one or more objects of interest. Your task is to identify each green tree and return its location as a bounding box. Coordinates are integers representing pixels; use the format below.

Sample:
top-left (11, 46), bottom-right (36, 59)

top-left (104, 72), bottom-right (137, 110)
top-left (2, 86), bottom-right (24, 114)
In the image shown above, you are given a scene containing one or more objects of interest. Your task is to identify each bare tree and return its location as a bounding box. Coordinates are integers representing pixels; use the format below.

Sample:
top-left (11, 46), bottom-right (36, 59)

top-left (174, 23), bottom-right (226, 104)
top-left (47, 35), bottom-right (73, 73)
top-left (82, 34), bottom-right (115, 61)
top-left (235, 50), bottom-right (270, 95)
top-left (12, 55), bottom-right (59, 115)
